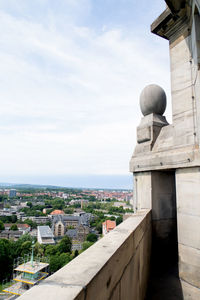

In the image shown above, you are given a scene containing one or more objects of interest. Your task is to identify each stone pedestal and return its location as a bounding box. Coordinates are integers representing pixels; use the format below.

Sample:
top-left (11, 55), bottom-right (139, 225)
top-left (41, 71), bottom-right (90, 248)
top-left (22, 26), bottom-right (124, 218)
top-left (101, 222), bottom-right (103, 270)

top-left (135, 113), bottom-right (168, 154)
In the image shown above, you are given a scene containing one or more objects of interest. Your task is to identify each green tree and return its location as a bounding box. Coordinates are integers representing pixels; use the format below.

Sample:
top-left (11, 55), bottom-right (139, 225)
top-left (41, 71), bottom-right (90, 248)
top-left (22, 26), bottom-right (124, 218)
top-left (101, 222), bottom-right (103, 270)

top-left (10, 224), bottom-right (18, 231)
top-left (52, 199), bottom-right (65, 210)
top-left (45, 221), bottom-right (51, 227)
top-left (11, 215), bottom-right (17, 223)
top-left (21, 241), bottom-right (32, 257)
top-left (14, 234), bottom-right (34, 257)
top-left (4, 204), bottom-right (11, 208)
top-left (82, 241), bottom-right (94, 251)
top-left (116, 216), bottom-right (123, 225)
top-left (49, 255), bottom-right (60, 273)
top-left (23, 219), bottom-right (37, 229)
top-left (0, 195), bottom-right (8, 202)
top-left (49, 253), bottom-right (70, 273)
top-left (45, 245), bottom-right (58, 256)
top-left (0, 220), bottom-right (5, 231)
top-left (34, 242), bottom-right (45, 257)
top-left (57, 236), bottom-right (72, 254)
top-left (96, 222), bottom-right (102, 234)
top-left (59, 253), bottom-right (71, 265)
top-left (0, 239), bottom-right (14, 281)
top-left (89, 195), bottom-right (96, 202)
top-left (86, 233), bottom-right (98, 243)
top-left (74, 249), bottom-right (79, 258)
top-left (64, 208), bottom-right (74, 214)
top-left (27, 202), bottom-right (33, 208)
top-left (106, 198), bottom-right (111, 202)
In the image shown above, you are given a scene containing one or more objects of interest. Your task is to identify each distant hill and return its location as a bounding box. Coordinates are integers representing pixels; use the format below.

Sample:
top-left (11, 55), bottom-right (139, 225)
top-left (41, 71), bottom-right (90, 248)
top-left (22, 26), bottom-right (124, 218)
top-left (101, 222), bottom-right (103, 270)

top-left (0, 174), bottom-right (133, 190)
top-left (0, 183), bottom-right (66, 190)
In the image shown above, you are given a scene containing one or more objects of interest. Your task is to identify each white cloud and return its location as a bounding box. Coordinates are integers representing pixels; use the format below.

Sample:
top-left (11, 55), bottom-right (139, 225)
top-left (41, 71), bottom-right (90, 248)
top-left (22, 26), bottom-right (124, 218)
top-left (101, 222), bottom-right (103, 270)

top-left (0, 2), bottom-right (171, 178)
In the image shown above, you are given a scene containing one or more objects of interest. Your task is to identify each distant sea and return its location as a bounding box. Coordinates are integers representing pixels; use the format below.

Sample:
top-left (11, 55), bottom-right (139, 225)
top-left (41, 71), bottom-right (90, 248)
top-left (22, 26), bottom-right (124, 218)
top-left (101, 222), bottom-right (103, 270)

top-left (0, 174), bottom-right (133, 190)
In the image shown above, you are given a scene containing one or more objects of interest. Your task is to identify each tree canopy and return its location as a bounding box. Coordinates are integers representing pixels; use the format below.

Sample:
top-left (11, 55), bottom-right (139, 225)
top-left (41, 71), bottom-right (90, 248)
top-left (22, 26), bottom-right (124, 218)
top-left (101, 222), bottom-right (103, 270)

top-left (10, 224), bottom-right (18, 231)
top-left (86, 233), bottom-right (98, 243)
top-left (0, 220), bottom-right (5, 231)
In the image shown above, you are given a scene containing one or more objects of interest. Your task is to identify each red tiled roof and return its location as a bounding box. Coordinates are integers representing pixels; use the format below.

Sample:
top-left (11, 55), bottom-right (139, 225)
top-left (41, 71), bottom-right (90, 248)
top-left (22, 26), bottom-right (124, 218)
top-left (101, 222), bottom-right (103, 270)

top-left (4, 223), bottom-right (30, 228)
top-left (50, 210), bottom-right (65, 215)
top-left (103, 220), bottom-right (116, 231)
top-left (19, 224), bottom-right (30, 228)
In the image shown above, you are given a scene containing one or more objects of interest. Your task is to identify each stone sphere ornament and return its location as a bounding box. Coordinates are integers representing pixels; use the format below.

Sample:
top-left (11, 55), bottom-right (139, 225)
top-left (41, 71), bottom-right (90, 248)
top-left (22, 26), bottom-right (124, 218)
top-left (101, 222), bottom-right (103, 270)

top-left (140, 84), bottom-right (167, 116)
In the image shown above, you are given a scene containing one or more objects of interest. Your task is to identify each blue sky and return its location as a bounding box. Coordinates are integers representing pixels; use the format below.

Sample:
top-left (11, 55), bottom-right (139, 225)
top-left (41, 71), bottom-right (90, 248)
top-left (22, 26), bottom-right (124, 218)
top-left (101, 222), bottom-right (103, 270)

top-left (0, 0), bottom-right (170, 188)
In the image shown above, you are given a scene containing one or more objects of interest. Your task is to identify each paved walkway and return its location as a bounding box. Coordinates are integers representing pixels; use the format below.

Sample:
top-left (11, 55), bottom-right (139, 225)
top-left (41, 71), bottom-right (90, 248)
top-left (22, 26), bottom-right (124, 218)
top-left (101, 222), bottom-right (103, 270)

top-left (146, 265), bottom-right (184, 300)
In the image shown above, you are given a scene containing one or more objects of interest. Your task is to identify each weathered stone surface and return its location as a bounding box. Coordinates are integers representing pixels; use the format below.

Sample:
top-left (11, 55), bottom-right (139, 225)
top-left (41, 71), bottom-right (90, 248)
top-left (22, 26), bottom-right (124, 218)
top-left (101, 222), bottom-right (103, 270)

top-left (120, 250), bottom-right (140, 300)
top-left (176, 168), bottom-right (200, 217)
top-left (131, 2), bottom-right (200, 300)
top-left (133, 172), bottom-right (152, 211)
top-left (181, 279), bottom-right (200, 300)
top-left (137, 126), bottom-right (151, 143)
top-left (109, 284), bottom-right (120, 300)
top-left (170, 37), bottom-right (192, 120)
top-left (179, 243), bottom-right (200, 289)
top-left (165, 0), bottom-right (185, 13)
top-left (130, 6), bottom-right (199, 173)
top-left (135, 113), bottom-right (169, 153)
top-left (16, 284), bottom-right (85, 300)
top-left (139, 227), bottom-right (152, 300)
top-left (140, 84), bottom-right (166, 116)
top-left (177, 213), bottom-right (200, 250)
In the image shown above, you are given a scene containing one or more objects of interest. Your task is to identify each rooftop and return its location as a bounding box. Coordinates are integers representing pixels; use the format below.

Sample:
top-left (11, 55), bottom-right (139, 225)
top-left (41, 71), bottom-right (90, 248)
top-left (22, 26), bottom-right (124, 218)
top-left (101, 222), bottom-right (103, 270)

top-left (14, 261), bottom-right (49, 274)
top-left (103, 220), bottom-right (116, 230)
top-left (50, 210), bottom-right (65, 215)
top-left (37, 226), bottom-right (54, 238)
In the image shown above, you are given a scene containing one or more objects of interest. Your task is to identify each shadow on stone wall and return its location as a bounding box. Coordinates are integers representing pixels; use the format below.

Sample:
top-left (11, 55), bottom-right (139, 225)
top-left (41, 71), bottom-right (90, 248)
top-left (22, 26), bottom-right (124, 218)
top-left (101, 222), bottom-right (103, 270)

top-left (145, 221), bottom-right (183, 300)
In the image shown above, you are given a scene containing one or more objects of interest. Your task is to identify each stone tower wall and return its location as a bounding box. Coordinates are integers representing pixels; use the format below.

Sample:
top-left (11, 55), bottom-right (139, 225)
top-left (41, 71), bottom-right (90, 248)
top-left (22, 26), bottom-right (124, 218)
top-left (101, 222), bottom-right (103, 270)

top-left (130, 1), bottom-right (200, 298)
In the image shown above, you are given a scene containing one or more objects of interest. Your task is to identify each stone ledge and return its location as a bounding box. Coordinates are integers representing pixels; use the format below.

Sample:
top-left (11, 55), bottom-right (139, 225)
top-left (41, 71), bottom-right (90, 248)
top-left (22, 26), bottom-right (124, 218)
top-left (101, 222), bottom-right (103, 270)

top-left (18, 210), bottom-right (151, 300)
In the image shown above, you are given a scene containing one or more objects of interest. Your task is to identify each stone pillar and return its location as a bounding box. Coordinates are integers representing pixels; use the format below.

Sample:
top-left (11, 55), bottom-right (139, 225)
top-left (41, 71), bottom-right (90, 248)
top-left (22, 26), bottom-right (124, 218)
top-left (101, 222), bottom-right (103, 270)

top-left (176, 167), bottom-right (200, 298)
top-left (131, 1), bottom-right (200, 298)
top-left (133, 172), bottom-right (152, 212)
top-left (132, 85), bottom-right (178, 267)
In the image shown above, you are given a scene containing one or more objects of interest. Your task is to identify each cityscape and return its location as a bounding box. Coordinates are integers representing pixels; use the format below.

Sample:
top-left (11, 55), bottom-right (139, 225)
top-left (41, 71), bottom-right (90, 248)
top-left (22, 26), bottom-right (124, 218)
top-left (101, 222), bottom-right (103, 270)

top-left (0, 185), bottom-right (133, 298)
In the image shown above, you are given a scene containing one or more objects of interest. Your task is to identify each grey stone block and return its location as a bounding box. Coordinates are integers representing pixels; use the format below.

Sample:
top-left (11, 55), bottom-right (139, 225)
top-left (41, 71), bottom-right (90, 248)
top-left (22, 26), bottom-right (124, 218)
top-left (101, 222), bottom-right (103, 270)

top-left (179, 243), bottom-right (200, 289)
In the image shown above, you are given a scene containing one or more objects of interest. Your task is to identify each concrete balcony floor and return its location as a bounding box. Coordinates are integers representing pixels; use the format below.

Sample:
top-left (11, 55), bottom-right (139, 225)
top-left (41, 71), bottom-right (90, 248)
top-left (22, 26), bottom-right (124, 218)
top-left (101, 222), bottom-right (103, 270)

top-left (146, 264), bottom-right (184, 300)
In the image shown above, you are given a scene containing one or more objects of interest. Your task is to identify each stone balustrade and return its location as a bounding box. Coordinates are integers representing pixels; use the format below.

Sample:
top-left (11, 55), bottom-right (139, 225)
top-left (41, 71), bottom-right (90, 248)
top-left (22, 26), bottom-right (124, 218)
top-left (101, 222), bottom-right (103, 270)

top-left (18, 209), bottom-right (151, 300)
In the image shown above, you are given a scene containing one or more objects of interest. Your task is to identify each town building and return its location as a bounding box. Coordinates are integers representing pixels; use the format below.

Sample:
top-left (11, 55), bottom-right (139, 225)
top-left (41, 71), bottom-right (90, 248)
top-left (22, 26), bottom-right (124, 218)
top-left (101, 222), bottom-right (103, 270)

top-left (102, 220), bottom-right (116, 236)
top-left (66, 225), bottom-right (90, 242)
top-left (0, 230), bottom-right (23, 241)
top-left (3, 223), bottom-right (31, 234)
top-left (71, 242), bottom-right (82, 251)
top-left (52, 213), bottom-right (92, 242)
top-left (9, 189), bottom-right (17, 198)
top-left (52, 213), bottom-right (92, 234)
top-left (37, 226), bottom-right (55, 245)
top-left (21, 216), bottom-right (50, 224)
top-left (113, 202), bottom-right (132, 210)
